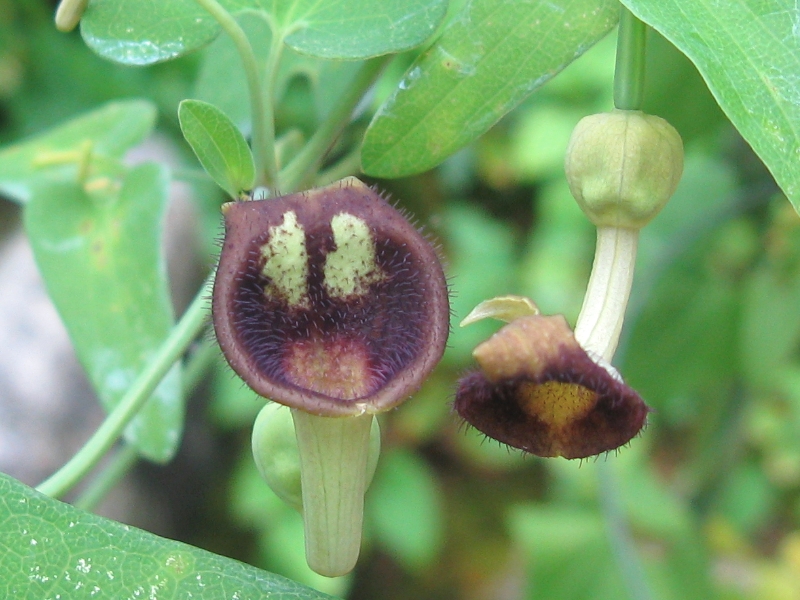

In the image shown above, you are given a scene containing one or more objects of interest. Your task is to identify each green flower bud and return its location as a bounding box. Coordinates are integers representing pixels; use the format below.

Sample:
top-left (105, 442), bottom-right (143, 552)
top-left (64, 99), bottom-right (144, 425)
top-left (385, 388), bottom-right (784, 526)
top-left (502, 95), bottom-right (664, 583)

top-left (251, 402), bottom-right (381, 514)
top-left (565, 109), bottom-right (684, 229)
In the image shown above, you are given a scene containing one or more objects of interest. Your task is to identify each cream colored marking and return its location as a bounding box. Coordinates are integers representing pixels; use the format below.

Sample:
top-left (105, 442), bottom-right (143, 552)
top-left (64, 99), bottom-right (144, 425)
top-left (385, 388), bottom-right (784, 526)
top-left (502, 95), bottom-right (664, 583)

top-left (323, 213), bottom-right (385, 299)
top-left (260, 211), bottom-right (309, 308)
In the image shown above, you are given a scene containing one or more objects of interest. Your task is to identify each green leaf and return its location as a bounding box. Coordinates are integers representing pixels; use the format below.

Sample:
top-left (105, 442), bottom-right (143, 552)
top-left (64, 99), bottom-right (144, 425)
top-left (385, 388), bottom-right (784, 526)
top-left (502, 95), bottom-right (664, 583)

top-left (24, 165), bottom-right (182, 463)
top-left (277, 0), bottom-right (448, 59)
top-left (81, 0), bottom-right (219, 66)
top-left (80, 0), bottom-right (446, 65)
top-left (179, 99), bottom-right (255, 198)
top-left (361, 0), bottom-right (619, 178)
top-left (0, 473), bottom-right (337, 600)
top-left (0, 100), bottom-right (156, 204)
top-left (622, 0), bottom-right (800, 211)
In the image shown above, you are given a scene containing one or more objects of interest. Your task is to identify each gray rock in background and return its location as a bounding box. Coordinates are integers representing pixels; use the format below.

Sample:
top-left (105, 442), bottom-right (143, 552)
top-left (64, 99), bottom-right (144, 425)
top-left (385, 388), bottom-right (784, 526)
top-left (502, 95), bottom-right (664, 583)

top-left (0, 229), bottom-right (103, 486)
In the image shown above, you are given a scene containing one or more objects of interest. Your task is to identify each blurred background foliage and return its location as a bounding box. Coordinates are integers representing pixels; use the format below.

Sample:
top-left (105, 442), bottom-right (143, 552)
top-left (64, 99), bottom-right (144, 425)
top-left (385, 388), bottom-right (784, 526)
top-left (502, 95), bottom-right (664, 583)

top-left (2, 1), bottom-right (800, 599)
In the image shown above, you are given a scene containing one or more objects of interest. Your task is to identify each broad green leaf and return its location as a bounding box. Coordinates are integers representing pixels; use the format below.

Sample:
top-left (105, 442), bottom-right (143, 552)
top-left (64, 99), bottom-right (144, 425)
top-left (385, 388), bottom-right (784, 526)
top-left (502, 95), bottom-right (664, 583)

top-left (24, 165), bottom-right (182, 462)
top-left (81, 0), bottom-right (446, 65)
top-left (81, 0), bottom-right (218, 66)
top-left (0, 473), bottom-right (337, 600)
top-left (277, 0), bottom-right (448, 59)
top-left (0, 100), bottom-right (156, 204)
top-left (622, 0), bottom-right (800, 211)
top-left (361, 0), bottom-right (619, 178)
top-left (179, 99), bottom-right (255, 198)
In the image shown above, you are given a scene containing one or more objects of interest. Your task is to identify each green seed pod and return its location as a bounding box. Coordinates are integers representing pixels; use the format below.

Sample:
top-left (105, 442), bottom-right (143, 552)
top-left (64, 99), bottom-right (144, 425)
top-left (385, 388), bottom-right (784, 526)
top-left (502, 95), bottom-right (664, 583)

top-left (251, 402), bottom-right (381, 513)
top-left (564, 109), bottom-right (684, 229)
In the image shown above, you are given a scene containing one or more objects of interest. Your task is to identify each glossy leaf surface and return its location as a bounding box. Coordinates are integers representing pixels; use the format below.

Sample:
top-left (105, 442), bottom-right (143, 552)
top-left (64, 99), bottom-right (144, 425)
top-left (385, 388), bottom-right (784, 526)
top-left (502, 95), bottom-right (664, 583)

top-left (361, 0), bottom-right (619, 177)
top-left (623, 0), bottom-right (800, 211)
top-left (179, 99), bottom-right (255, 198)
top-left (24, 165), bottom-right (182, 462)
top-left (81, 0), bottom-right (218, 66)
top-left (0, 473), bottom-right (337, 600)
top-left (81, 0), bottom-right (447, 65)
top-left (0, 100), bottom-right (156, 204)
top-left (277, 0), bottom-right (448, 59)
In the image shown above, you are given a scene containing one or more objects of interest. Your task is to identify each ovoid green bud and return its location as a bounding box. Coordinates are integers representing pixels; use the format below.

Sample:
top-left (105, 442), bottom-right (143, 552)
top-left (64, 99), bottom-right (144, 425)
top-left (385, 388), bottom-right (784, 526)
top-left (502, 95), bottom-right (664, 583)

top-left (251, 402), bottom-right (381, 513)
top-left (564, 109), bottom-right (684, 229)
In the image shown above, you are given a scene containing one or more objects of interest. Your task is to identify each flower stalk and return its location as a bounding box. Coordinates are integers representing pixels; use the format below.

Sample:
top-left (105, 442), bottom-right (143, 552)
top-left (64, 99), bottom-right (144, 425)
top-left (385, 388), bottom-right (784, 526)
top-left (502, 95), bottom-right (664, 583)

top-left (574, 226), bottom-right (639, 363)
top-left (291, 410), bottom-right (374, 577)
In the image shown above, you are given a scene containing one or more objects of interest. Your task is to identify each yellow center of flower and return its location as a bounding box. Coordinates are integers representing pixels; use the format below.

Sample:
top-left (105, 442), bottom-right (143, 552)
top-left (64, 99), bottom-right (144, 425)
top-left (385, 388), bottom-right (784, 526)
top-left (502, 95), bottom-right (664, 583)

top-left (519, 381), bottom-right (597, 429)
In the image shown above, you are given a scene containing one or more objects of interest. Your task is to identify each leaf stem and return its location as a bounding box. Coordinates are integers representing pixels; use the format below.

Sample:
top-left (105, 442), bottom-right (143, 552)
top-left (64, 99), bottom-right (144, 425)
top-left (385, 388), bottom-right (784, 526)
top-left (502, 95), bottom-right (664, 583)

top-left (36, 276), bottom-right (213, 499)
top-left (261, 23), bottom-right (285, 194)
top-left (613, 7), bottom-right (647, 111)
top-left (280, 56), bottom-right (390, 193)
top-left (193, 0), bottom-right (276, 189)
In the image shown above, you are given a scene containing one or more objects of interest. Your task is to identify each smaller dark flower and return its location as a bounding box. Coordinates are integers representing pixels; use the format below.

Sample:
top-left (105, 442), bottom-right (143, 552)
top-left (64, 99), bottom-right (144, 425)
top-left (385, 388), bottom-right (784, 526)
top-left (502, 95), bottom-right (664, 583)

top-left (455, 314), bottom-right (649, 459)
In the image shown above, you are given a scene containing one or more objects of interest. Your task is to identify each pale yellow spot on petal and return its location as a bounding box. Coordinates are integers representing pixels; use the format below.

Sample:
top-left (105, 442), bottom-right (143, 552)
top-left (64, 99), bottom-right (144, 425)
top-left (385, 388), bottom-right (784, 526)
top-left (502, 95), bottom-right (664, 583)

top-left (260, 211), bottom-right (309, 308)
top-left (324, 213), bottom-right (385, 299)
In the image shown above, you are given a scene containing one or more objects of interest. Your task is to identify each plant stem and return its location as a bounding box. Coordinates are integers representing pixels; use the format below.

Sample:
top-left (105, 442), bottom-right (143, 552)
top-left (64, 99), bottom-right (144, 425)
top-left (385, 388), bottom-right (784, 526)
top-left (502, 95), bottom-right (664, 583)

top-left (193, 0), bottom-right (276, 189)
top-left (36, 276), bottom-right (213, 499)
top-left (574, 227), bottom-right (638, 362)
top-left (280, 56), bottom-right (390, 192)
top-left (614, 7), bottom-right (647, 111)
top-left (74, 444), bottom-right (138, 512)
top-left (597, 460), bottom-right (654, 600)
top-left (261, 23), bottom-right (285, 193)
top-left (71, 338), bottom-right (218, 510)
